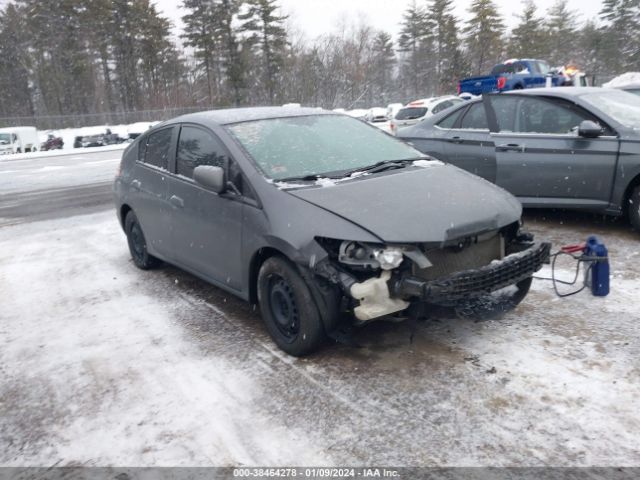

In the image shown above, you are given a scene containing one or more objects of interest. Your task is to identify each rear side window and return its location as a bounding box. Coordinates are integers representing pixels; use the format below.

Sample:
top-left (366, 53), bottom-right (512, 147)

top-left (141, 127), bottom-right (173, 170)
top-left (432, 100), bottom-right (453, 114)
top-left (459, 103), bottom-right (488, 130)
top-left (395, 107), bottom-right (428, 120)
top-left (176, 126), bottom-right (226, 179)
top-left (491, 64), bottom-right (516, 75)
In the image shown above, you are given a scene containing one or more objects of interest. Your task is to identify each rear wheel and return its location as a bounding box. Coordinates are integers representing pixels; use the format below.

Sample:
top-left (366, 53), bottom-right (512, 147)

top-left (124, 211), bottom-right (161, 270)
top-left (257, 256), bottom-right (325, 356)
top-left (629, 185), bottom-right (640, 231)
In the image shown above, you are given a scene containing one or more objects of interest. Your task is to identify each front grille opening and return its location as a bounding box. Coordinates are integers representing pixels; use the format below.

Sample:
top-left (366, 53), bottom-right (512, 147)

top-left (414, 232), bottom-right (504, 281)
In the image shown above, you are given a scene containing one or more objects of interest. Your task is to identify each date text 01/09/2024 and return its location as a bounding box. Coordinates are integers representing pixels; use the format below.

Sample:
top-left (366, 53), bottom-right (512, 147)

top-left (232, 468), bottom-right (400, 477)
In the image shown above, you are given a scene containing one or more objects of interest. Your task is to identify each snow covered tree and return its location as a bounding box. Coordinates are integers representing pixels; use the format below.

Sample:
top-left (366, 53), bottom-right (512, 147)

top-left (463, 0), bottom-right (505, 75)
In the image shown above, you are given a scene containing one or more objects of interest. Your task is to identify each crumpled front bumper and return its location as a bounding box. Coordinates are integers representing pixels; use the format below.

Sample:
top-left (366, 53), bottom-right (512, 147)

top-left (392, 242), bottom-right (551, 306)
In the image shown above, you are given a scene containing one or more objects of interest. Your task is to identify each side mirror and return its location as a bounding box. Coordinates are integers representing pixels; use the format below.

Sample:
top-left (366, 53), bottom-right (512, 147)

top-left (194, 165), bottom-right (226, 193)
top-left (578, 120), bottom-right (603, 138)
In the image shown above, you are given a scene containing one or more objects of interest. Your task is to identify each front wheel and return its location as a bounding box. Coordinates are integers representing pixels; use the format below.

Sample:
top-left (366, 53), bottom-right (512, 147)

top-left (257, 256), bottom-right (325, 356)
top-left (629, 185), bottom-right (640, 231)
top-left (124, 211), bottom-right (161, 270)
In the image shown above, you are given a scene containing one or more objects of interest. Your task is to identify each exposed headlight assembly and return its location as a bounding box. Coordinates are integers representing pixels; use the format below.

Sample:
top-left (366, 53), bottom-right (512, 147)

top-left (374, 247), bottom-right (404, 270)
top-left (338, 241), bottom-right (404, 270)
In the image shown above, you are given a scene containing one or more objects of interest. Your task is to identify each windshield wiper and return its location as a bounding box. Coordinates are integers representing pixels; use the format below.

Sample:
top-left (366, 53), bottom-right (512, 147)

top-left (335, 157), bottom-right (429, 178)
top-left (277, 173), bottom-right (326, 183)
top-left (278, 157), bottom-right (431, 183)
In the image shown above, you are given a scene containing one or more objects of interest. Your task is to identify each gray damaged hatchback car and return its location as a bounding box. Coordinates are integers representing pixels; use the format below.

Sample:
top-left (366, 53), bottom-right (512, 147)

top-left (114, 108), bottom-right (550, 355)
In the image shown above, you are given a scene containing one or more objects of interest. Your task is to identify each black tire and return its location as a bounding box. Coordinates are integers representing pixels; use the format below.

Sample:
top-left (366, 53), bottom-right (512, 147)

top-left (257, 256), bottom-right (325, 356)
top-left (124, 211), bottom-right (161, 270)
top-left (629, 185), bottom-right (640, 231)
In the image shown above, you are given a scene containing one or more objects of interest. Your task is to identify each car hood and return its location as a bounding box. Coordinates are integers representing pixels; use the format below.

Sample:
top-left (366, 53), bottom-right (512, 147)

top-left (286, 164), bottom-right (522, 244)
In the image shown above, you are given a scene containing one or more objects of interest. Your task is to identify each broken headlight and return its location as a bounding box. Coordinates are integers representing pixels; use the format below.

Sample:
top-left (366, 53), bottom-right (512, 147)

top-left (374, 248), bottom-right (404, 270)
top-left (338, 241), bottom-right (404, 270)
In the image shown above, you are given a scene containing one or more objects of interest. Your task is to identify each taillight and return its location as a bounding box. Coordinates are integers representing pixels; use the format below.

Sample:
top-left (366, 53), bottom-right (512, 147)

top-left (497, 77), bottom-right (507, 90)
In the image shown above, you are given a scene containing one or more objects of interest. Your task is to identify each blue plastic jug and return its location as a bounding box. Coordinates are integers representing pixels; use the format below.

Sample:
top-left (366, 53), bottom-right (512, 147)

top-left (585, 236), bottom-right (609, 297)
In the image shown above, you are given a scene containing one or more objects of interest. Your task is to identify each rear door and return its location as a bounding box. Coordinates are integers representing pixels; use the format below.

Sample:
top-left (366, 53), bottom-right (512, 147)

top-left (129, 126), bottom-right (176, 259)
top-left (164, 124), bottom-right (244, 291)
top-left (441, 101), bottom-right (497, 182)
top-left (484, 94), bottom-right (619, 206)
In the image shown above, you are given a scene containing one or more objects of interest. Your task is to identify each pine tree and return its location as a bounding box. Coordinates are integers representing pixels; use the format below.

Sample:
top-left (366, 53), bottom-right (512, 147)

top-left (0, 3), bottom-right (33, 117)
top-left (426, 0), bottom-right (464, 94)
top-left (181, 0), bottom-right (219, 106)
top-left (369, 31), bottom-right (396, 104)
top-left (508, 0), bottom-right (547, 60)
top-left (136, 0), bottom-right (180, 108)
top-left (398, 1), bottom-right (430, 97)
top-left (217, 0), bottom-right (247, 106)
top-left (545, 0), bottom-right (579, 68)
top-left (240, 0), bottom-right (288, 104)
top-left (463, 0), bottom-right (505, 75)
top-left (599, 0), bottom-right (640, 71)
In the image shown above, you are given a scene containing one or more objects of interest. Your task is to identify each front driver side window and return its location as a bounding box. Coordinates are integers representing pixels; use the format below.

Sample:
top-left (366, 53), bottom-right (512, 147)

top-left (515, 97), bottom-right (591, 135)
top-left (176, 126), bottom-right (226, 179)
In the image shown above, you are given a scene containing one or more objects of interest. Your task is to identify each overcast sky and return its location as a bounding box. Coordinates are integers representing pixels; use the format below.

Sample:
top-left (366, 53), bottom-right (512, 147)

top-left (155, 0), bottom-right (604, 42)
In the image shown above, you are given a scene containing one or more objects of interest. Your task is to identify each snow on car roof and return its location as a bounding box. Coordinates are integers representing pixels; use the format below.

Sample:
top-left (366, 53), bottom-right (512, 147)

top-left (173, 106), bottom-right (333, 126)
top-left (603, 72), bottom-right (640, 89)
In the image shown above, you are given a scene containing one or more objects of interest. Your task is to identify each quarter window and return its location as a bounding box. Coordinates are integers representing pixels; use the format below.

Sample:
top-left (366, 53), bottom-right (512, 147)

top-left (142, 127), bottom-right (173, 170)
top-left (437, 107), bottom-right (465, 129)
top-left (432, 100), bottom-right (453, 114)
top-left (176, 126), bottom-right (226, 179)
top-left (459, 103), bottom-right (488, 130)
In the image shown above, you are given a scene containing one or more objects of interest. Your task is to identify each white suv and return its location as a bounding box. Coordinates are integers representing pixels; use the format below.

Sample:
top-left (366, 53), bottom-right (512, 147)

top-left (390, 96), bottom-right (464, 135)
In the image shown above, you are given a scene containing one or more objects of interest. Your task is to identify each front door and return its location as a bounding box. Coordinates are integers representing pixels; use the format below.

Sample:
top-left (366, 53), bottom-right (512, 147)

top-left (484, 94), bottom-right (619, 207)
top-left (165, 125), bottom-right (244, 291)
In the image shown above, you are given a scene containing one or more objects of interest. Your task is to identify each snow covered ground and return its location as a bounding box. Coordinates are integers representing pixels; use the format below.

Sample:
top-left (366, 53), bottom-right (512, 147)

top-left (1, 208), bottom-right (639, 466)
top-left (0, 149), bottom-right (122, 195)
top-left (37, 122), bottom-right (157, 152)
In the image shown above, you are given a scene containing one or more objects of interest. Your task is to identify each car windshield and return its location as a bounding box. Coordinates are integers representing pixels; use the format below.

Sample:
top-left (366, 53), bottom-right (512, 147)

top-left (0, 133), bottom-right (10, 144)
top-left (395, 107), bottom-right (428, 120)
top-left (227, 114), bottom-right (424, 181)
top-left (625, 88), bottom-right (640, 96)
top-left (581, 90), bottom-right (640, 128)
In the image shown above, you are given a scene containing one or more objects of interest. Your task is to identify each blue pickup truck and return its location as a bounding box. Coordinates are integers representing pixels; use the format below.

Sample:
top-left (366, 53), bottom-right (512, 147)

top-left (458, 59), bottom-right (570, 96)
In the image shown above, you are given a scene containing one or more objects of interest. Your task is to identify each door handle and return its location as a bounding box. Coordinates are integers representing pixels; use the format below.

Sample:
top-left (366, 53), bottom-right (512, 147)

top-left (497, 143), bottom-right (525, 152)
top-left (131, 179), bottom-right (141, 190)
top-left (169, 195), bottom-right (184, 209)
top-left (448, 136), bottom-right (463, 144)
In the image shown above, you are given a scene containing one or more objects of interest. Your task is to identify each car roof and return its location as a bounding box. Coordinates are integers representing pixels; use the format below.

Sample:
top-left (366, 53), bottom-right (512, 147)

top-left (502, 87), bottom-right (614, 98)
top-left (168, 106), bottom-right (333, 126)
top-left (404, 96), bottom-right (460, 107)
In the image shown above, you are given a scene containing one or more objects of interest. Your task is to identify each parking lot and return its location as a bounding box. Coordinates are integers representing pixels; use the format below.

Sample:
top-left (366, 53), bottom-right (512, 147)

top-left (1, 149), bottom-right (639, 467)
